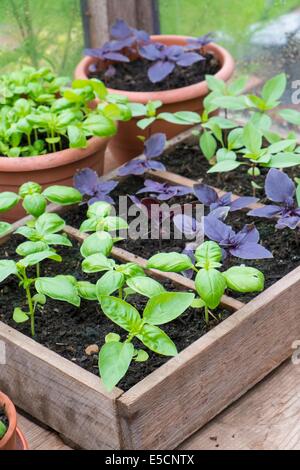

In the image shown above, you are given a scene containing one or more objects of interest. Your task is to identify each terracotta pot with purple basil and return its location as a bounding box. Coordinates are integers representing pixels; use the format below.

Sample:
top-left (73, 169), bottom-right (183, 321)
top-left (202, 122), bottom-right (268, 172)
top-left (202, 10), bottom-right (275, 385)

top-left (75, 19), bottom-right (235, 171)
top-left (0, 67), bottom-right (132, 222)
top-left (0, 391), bottom-right (28, 450)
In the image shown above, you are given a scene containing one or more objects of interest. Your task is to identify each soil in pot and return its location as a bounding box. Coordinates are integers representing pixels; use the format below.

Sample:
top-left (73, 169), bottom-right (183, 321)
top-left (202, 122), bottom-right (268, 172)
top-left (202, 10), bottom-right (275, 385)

top-left (0, 406), bottom-right (9, 438)
top-left (0, 237), bottom-right (230, 391)
top-left (89, 54), bottom-right (220, 93)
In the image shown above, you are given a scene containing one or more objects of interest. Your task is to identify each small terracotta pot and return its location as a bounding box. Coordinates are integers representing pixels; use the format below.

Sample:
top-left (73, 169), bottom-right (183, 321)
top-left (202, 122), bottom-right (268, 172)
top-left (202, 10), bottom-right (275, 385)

top-left (0, 391), bottom-right (17, 451)
top-left (75, 35), bottom-right (235, 172)
top-left (0, 136), bottom-right (109, 222)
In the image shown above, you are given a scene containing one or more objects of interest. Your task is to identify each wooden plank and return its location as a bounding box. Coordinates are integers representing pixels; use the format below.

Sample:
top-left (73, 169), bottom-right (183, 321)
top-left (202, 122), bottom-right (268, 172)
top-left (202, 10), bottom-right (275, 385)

top-left (0, 321), bottom-right (123, 450)
top-left (18, 414), bottom-right (71, 450)
top-left (117, 265), bottom-right (300, 449)
top-left (85, 0), bottom-right (110, 47)
top-left (64, 225), bottom-right (244, 313)
top-left (179, 360), bottom-right (300, 450)
top-left (18, 358), bottom-right (300, 450)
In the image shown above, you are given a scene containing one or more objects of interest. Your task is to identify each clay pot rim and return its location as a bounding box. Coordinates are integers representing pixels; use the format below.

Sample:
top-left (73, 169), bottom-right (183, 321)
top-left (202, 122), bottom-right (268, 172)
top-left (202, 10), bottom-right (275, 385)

top-left (0, 136), bottom-right (110, 173)
top-left (75, 35), bottom-right (235, 105)
top-left (0, 391), bottom-right (17, 450)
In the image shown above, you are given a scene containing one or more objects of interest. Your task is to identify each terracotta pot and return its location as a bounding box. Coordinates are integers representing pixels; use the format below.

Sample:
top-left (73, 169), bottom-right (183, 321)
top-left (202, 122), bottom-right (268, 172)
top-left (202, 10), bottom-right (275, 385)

top-left (75, 35), bottom-right (235, 172)
top-left (0, 136), bottom-right (109, 222)
top-left (0, 391), bottom-right (17, 451)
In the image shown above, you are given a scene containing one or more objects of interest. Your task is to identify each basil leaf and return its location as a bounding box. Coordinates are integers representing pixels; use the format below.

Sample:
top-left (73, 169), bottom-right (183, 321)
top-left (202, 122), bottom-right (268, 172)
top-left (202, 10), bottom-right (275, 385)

top-left (67, 125), bottom-right (87, 148)
top-left (43, 186), bottom-right (82, 205)
top-left (43, 233), bottom-right (72, 246)
top-left (16, 241), bottom-right (49, 257)
top-left (223, 266), bottom-right (264, 293)
top-left (195, 241), bottom-right (223, 268)
top-left (147, 252), bottom-right (193, 273)
top-left (137, 324), bottom-right (177, 356)
top-left (96, 271), bottom-right (125, 297)
top-left (0, 222), bottom-right (12, 236)
top-left (0, 260), bottom-right (17, 282)
top-left (143, 292), bottom-right (194, 325)
top-left (195, 268), bottom-right (226, 309)
top-left (0, 192), bottom-right (20, 212)
top-left (35, 275), bottom-right (81, 307)
top-left (35, 213), bottom-right (65, 235)
top-left (100, 296), bottom-right (142, 332)
top-left (207, 160), bottom-right (242, 173)
top-left (200, 131), bottom-right (217, 160)
top-left (82, 253), bottom-right (115, 273)
top-left (80, 232), bottom-right (113, 257)
top-left (87, 201), bottom-right (111, 219)
top-left (22, 194), bottom-right (47, 218)
top-left (116, 262), bottom-right (145, 279)
top-left (13, 307), bottom-right (29, 323)
top-left (99, 341), bottom-right (134, 391)
top-left (126, 276), bottom-right (165, 298)
top-left (76, 281), bottom-right (97, 300)
top-left (19, 250), bottom-right (62, 267)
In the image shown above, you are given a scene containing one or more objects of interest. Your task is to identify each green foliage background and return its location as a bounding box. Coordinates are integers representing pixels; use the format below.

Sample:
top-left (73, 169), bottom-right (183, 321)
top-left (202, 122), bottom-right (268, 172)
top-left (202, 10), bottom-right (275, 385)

top-left (0, 0), bottom-right (83, 77)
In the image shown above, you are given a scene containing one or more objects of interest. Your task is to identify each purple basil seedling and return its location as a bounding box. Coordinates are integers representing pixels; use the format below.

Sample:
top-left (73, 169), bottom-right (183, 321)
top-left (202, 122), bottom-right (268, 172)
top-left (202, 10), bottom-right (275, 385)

top-left (74, 168), bottom-right (118, 205)
top-left (139, 43), bottom-right (204, 83)
top-left (136, 179), bottom-right (192, 201)
top-left (248, 168), bottom-right (300, 230)
top-left (204, 214), bottom-right (273, 260)
top-left (194, 183), bottom-right (258, 213)
top-left (118, 133), bottom-right (166, 176)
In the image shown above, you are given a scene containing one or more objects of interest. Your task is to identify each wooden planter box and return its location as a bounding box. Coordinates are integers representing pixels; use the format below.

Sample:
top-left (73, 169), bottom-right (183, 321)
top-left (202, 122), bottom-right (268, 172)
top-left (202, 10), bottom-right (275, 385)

top-left (0, 127), bottom-right (299, 450)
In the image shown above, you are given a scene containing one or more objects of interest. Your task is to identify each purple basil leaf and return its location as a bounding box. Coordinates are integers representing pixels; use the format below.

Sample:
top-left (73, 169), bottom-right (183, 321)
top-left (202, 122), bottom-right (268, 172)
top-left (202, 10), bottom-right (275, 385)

top-left (209, 206), bottom-right (230, 221)
top-left (194, 183), bottom-right (218, 206)
top-left (248, 205), bottom-right (282, 218)
top-left (235, 224), bottom-right (260, 244)
top-left (218, 192), bottom-right (232, 207)
top-left (230, 196), bottom-right (259, 211)
top-left (139, 43), bottom-right (162, 61)
top-left (187, 34), bottom-right (213, 49)
top-left (110, 19), bottom-right (132, 39)
top-left (265, 168), bottom-right (295, 203)
top-left (104, 51), bottom-right (130, 62)
top-left (133, 28), bottom-right (150, 43)
top-left (144, 133), bottom-right (166, 158)
top-left (146, 160), bottom-right (166, 172)
top-left (97, 180), bottom-right (119, 193)
top-left (148, 60), bottom-right (175, 83)
top-left (177, 52), bottom-right (204, 67)
top-left (74, 168), bottom-right (98, 196)
top-left (204, 215), bottom-right (233, 243)
top-left (276, 215), bottom-right (300, 229)
top-left (89, 194), bottom-right (114, 205)
top-left (173, 214), bottom-right (201, 238)
top-left (165, 45), bottom-right (184, 60)
top-left (118, 160), bottom-right (146, 176)
top-left (230, 242), bottom-right (273, 259)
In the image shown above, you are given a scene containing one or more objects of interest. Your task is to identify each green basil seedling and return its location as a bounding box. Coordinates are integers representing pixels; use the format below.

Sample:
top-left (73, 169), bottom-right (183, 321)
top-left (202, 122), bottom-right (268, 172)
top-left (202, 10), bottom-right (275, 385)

top-left (0, 181), bottom-right (82, 219)
top-left (147, 241), bottom-right (264, 324)
top-left (98, 291), bottom-right (195, 391)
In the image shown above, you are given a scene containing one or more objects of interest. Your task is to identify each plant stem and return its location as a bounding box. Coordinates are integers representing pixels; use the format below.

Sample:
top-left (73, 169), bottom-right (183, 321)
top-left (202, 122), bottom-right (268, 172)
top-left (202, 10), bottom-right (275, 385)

top-left (118, 288), bottom-right (123, 299)
top-left (204, 305), bottom-right (209, 325)
top-left (36, 262), bottom-right (40, 278)
top-left (25, 284), bottom-right (35, 337)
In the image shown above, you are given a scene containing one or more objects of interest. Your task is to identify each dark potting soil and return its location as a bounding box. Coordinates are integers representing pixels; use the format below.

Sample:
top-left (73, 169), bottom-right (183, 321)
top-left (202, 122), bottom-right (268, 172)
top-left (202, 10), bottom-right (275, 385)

top-left (159, 142), bottom-right (299, 196)
top-left (89, 54), bottom-right (220, 92)
top-left (0, 236), bottom-right (230, 391)
top-left (0, 407), bottom-right (8, 437)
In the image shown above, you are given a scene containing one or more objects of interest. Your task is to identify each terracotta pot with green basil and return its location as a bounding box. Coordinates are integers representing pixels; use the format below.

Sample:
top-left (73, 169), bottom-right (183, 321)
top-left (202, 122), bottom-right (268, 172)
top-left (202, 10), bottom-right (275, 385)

top-left (0, 66), bottom-right (132, 222)
top-left (75, 19), bottom-right (235, 170)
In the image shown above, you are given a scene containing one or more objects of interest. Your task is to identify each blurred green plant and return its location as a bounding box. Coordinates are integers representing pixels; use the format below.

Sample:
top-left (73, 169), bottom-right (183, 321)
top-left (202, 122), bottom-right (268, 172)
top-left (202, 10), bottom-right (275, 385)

top-left (0, 0), bottom-right (83, 76)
